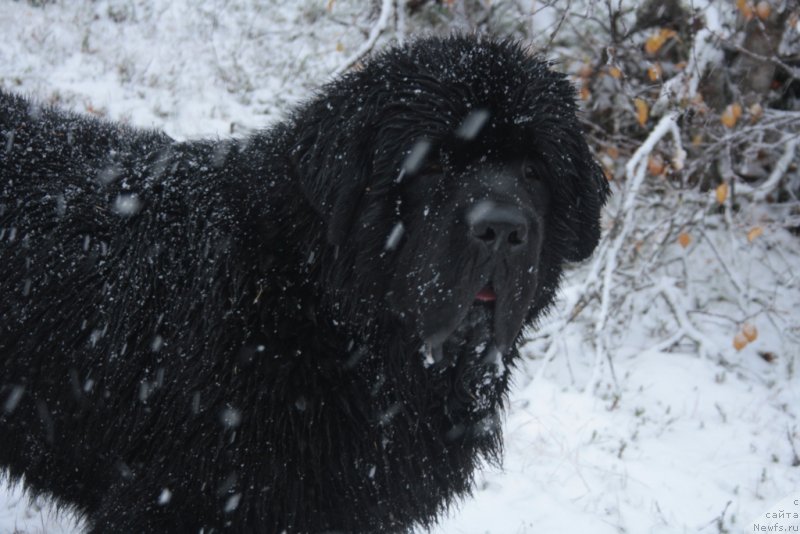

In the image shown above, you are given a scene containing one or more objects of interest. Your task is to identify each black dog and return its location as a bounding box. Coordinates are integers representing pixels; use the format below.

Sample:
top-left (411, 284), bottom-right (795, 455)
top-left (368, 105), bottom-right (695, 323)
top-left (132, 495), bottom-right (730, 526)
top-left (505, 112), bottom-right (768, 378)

top-left (0, 36), bottom-right (608, 533)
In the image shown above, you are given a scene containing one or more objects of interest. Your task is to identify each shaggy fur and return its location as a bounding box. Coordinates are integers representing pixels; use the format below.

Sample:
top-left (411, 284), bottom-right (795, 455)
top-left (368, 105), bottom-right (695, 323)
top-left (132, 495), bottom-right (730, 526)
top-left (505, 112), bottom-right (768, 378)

top-left (0, 36), bottom-right (608, 533)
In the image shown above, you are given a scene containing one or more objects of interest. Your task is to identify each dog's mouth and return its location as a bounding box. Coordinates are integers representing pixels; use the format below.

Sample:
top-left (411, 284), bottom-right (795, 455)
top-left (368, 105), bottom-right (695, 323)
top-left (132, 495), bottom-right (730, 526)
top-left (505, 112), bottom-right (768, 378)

top-left (422, 281), bottom-right (500, 365)
top-left (474, 284), bottom-right (496, 303)
top-left (422, 292), bottom-right (506, 425)
top-left (423, 276), bottom-right (527, 352)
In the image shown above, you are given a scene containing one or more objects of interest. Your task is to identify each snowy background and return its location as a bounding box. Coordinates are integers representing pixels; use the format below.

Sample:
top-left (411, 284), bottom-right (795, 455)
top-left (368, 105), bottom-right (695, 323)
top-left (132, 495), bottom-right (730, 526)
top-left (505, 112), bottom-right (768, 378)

top-left (1, 1), bottom-right (798, 533)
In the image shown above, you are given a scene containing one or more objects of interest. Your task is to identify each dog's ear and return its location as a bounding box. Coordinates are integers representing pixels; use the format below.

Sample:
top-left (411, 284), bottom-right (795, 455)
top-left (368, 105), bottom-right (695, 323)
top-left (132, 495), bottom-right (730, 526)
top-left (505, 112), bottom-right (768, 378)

top-left (549, 144), bottom-right (610, 263)
top-left (516, 56), bottom-right (610, 263)
top-left (290, 113), bottom-right (372, 248)
top-left (565, 155), bottom-right (609, 262)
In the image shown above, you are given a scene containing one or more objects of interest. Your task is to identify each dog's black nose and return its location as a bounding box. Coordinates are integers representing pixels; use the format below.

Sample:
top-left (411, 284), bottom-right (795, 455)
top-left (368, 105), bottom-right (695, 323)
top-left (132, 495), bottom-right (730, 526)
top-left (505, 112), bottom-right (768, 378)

top-left (467, 201), bottom-right (528, 251)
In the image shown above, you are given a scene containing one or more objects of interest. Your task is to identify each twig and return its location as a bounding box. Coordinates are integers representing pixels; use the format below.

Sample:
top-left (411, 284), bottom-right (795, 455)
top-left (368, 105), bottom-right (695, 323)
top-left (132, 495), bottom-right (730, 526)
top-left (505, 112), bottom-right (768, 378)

top-left (697, 228), bottom-right (745, 296)
top-left (713, 30), bottom-right (800, 82)
top-left (545, 1), bottom-right (572, 50)
top-left (395, 0), bottom-right (407, 46)
top-left (788, 427), bottom-right (800, 467)
top-left (658, 282), bottom-right (716, 359)
top-left (698, 500), bottom-right (732, 532)
top-left (332, 0), bottom-right (394, 78)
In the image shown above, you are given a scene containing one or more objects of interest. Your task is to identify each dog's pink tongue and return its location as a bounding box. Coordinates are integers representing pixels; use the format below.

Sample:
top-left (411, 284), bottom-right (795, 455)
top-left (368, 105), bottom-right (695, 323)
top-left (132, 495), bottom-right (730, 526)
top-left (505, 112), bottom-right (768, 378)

top-left (475, 286), bottom-right (496, 302)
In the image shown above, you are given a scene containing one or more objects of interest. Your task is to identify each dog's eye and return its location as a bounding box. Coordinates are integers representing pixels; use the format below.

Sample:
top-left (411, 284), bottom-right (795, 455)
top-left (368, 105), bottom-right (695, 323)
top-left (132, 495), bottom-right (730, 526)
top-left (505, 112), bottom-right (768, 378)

top-left (418, 162), bottom-right (444, 176)
top-left (523, 161), bottom-right (541, 181)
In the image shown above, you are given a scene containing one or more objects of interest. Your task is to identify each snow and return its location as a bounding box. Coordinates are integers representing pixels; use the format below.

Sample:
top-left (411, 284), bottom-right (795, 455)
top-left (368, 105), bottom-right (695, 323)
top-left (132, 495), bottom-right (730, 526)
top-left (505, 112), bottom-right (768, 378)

top-left (403, 139), bottom-right (434, 175)
top-left (385, 222), bottom-right (405, 251)
top-left (455, 109), bottom-right (490, 141)
top-left (112, 193), bottom-right (142, 216)
top-left (2, 1), bottom-right (799, 533)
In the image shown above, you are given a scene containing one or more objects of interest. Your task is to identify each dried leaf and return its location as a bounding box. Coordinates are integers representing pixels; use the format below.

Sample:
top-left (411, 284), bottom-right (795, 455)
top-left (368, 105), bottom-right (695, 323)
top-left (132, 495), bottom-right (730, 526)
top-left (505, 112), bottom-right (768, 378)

top-left (645, 29), bottom-right (677, 55)
top-left (577, 63), bottom-right (593, 79)
top-left (648, 154), bottom-right (665, 175)
top-left (644, 34), bottom-right (663, 55)
top-left (715, 182), bottom-right (729, 204)
top-left (755, 0), bottom-right (771, 20)
top-left (335, 42), bottom-right (344, 52)
top-left (690, 93), bottom-right (707, 114)
top-left (758, 351), bottom-right (777, 363)
top-left (678, 232), bottom-right (691, 248)
top-left (721, 108), bottom-right (737, 128)
top-left (749, 102), bottom-right (764, 122)
top-left (733, 332), bottom-right (749, 351)
top-left (736, 0), bottom-right (754, 20)
top-left (721, 103), bottom-right (742, 128)
top-left (580, 85), bottom-right (591, 101)
top-left (635, 98), bottom-right (649, 126)
top-left (747, 226), bottom-right (764, 242)
top-left (608, 66), bottom-right (622, 79)
top-left (647, 64), bottom-right (662, 81)
top-left (743, 323), bottom-right (758, 342)
top-left (606, 145), bottom-right (620, 159)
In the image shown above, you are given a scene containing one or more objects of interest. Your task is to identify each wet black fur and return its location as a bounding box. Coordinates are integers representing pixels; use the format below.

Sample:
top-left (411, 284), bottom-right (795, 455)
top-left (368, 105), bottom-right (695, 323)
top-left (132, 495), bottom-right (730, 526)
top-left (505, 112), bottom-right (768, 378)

top-left (0, 36), bottom-right (608, 533)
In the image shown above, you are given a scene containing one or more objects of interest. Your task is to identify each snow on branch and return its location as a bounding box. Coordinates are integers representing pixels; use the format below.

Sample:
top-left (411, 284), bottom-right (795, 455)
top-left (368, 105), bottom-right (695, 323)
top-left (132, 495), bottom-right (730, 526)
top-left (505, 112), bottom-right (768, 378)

top-left (653, 28), bottom-right (721, 115)
top-left (584, 113), bottom-right (683, 394)
top-left (752, 136), bottom-right (799, 202)
top-left (332, 0), bottom-right (395, 78)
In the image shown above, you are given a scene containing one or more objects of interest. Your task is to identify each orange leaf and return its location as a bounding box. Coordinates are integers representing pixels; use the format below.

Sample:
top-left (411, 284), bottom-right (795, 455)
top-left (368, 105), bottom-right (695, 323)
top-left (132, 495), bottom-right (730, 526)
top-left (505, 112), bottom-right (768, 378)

top-left (645, 29), bottom-right (677, 55)
top-left (648, 154), bottom-right (665, 175)
top-left (608, 66), bottom-right (622, 79)
top-left (733, 332), bottom-right (749, 351)
top-left (715, 183), bottom-right (729, 204)
top-left (678, 232), bottom-right (691, 248)
top-left (635, 98), bottom-right (649, 126)
top-left (644, 35), bottom-right (663, 55)
top-left (721, 103), bottom-right (742, 128)
top-left (747, 226), bottom-right (764, 242)
top-left (743, 323), bottom-right (758, 342)
top-left (736, 0), bottom-right (754, 20)
top-left (647, 64), bottom-right (663, 81)
top-left (580, 85), bottom-right (591, 101)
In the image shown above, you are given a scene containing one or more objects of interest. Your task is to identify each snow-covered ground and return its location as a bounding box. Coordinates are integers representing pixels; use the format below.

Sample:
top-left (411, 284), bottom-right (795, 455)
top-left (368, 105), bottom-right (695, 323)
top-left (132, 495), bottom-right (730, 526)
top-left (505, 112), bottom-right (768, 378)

top-left (2, 1), bottom-right (798, 533)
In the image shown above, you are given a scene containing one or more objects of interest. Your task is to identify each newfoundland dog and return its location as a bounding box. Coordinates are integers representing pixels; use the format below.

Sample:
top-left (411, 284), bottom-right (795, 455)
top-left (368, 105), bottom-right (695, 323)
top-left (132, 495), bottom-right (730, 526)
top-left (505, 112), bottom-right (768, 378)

top-left (0, 36), bottom-right (608, 533)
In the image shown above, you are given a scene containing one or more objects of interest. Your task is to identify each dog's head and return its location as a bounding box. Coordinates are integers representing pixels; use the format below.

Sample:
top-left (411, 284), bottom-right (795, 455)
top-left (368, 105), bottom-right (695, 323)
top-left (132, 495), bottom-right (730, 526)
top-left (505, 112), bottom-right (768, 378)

top-left (290, 36), bottom-right (608, 375)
